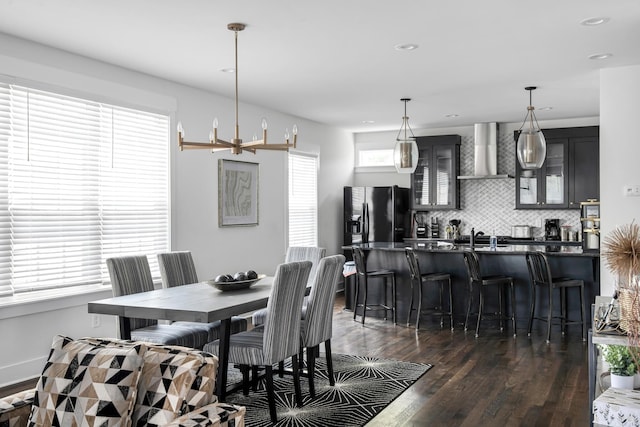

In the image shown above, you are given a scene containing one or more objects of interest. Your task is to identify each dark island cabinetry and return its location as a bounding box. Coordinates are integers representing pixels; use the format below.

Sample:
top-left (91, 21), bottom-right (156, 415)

top-left (411, 135), bottom-right (461, 210)
top-left (516, 126), bottom-right (599, 209)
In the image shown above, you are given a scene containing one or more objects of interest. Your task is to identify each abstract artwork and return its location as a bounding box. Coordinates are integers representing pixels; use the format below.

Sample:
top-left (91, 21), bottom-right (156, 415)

top-left (218, 159), bottom-right (259, 226)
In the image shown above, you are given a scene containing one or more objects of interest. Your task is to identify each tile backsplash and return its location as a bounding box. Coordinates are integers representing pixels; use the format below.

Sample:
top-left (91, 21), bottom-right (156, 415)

top-left (418, 130), bottom-right (581, 239)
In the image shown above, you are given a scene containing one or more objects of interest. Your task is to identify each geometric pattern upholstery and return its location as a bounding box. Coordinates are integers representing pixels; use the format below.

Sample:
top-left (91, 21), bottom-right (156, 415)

top-left (156, 251), bottom-right (248, 343)
top-left (106, 255), bottom-right (210, 349)
top-left (27, 335), bottom-right (146, 427)
top-left (76, 337), bottom-right (218, 424)
top-left (1, 337), bottom-right (246, 427)
top-left (251, 247), bottom-right (326, 327)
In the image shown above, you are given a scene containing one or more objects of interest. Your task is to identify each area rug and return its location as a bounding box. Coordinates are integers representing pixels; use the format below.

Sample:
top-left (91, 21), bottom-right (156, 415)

top-left (225, 353), bottom-right (432, 426)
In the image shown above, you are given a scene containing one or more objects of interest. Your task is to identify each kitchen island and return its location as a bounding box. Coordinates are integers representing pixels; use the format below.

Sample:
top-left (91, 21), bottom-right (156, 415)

top-left (342, 241), bottom-right (599, 334)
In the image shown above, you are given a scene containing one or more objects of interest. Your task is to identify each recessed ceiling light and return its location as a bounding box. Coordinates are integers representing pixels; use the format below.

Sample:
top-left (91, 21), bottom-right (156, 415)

top-left (220, 68), bottom-right (235, 73)
top-left (445, 114), bottom-right (459, 118)
top-left (361, 120), bottom-right (375, 124)
top-left (580, 17), bottom-right (610, 26)
top-left (588, 53), bottom-right (613, 60)
top-left (394, 43), bottom-right (419, 51)
top-left (538, 107), bottom-right (553, 111)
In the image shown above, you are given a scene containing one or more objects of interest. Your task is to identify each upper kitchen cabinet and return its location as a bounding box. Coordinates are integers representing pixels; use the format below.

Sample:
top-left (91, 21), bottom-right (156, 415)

top-left (515, 126), bottom-right (599, 209)
top-left (411, 135), bottom-right (461, 210)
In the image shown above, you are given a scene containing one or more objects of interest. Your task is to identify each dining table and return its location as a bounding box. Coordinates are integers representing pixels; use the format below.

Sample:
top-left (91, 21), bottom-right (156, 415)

top-left (87, 276), bottom-right (274, 401)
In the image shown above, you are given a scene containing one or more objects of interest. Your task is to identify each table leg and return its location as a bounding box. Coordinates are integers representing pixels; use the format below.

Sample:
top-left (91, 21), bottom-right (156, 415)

top-left (118, 316), bottom-right (132, 340)
top-left (216, 318), bottom-right (232, 401)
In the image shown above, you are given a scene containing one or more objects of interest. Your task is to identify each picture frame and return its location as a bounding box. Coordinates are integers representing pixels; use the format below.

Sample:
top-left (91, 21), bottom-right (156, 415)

top-left (218, 159), bottom-right (259, 227)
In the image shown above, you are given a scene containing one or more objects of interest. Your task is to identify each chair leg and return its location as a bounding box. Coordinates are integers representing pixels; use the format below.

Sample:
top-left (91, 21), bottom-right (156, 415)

top-left (291, 354), bottom-right (303, 407)
top-left (438, 281), bottom-right (444, 328)
top-left (251, 366), bottom-right (259, 391)
top-left (325, 339), bottom-right (335, 386)
top-left (264, 365), bottom-right (278, 423)
top-left (476, 286), bottom-right (484, 338)
top-left (546, 286), bottom-right (553, 343)
top-left (361, 277), bottom-right (368, 324)
top-left (307, 346), bottom-right (316, 398)
top-left (498, 284), bottom-right (505, 332)
top-left (416, 280), bottom-right (423, 330)
top-left (510, 280), bottom-right (517, 337)
top-left (465, 283), bottom-right (473, 332)
top-left (447, 278), bottom-right (454, 331)
top-left (278, 360), bottom-right (284, 377)
top-left (407, 279), bottom-right (415, 327)
top-left (353, 276), bottom-right (360, 321)
top-left (240, 365), bottom-right (250, 396)
top-left (561, 287), bottom-right (567, 336)
top-left (528, 285), bottom-right (536, 337)
top-left (391, 274), bottom-right (397, 324)
top-left (580, 284), bottom-right (586, 341)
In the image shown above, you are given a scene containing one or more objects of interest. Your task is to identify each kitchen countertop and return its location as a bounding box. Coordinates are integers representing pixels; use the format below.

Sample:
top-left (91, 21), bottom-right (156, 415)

top-left (345, 241), bottom-right (599, 257)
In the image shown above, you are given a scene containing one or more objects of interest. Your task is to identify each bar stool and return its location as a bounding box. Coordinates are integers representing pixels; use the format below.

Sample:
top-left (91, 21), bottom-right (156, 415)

top-left (351, 247), bottom-right (396, 324)
top-left (462, 250), bottom-right (516, 338)
top-left (404, 248), bottom-right (453, 330)
top-left (525, 251), bottom-right (586, 342)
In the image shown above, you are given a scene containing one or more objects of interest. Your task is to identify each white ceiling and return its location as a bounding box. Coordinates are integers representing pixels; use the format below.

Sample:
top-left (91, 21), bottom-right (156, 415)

top-left (0, 0), bottom-right (639, 134)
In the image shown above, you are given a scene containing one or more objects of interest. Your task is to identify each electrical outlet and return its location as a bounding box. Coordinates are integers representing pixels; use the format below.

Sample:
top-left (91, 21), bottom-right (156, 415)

top-left (91, 314), bottom-right (100, 328)
top-left (623, 185), bottom-right (640, 197)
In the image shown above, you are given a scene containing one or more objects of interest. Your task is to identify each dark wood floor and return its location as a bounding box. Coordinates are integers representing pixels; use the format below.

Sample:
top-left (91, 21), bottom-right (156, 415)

top-left (330, 293), bottom-right (590, 427)
top-left (1, 293), bottom-right (590, 426)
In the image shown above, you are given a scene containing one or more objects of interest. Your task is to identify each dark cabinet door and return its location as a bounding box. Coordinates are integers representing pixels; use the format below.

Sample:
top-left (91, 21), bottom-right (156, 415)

top-left (569, 136), bottom-right (599, 207)
top-left (411, 135), bottom-right (460, 210)
top-left (515, 126), bottom-right (598, 210)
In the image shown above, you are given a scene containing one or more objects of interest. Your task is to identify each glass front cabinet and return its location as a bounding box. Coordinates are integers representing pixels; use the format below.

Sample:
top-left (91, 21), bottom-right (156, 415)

top-left (411, 135), bottom-right (461, 210)
top-left (515, 126), bottom-right (599, 209)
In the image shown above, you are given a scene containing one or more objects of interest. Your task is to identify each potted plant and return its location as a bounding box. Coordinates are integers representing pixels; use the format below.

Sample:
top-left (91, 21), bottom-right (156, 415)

top-left (602, 344), bottom-right (637, 389)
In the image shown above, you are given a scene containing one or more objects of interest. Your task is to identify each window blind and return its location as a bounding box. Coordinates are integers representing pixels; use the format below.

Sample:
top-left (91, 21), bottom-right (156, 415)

top-left (288, 152), bottom-right (318, 247)
top-left (0, 83), bottom-right (169, 298)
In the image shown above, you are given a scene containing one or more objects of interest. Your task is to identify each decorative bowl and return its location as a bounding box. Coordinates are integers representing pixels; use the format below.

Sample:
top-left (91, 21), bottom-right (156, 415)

top-left (206, 274), bottom-right (266, 292)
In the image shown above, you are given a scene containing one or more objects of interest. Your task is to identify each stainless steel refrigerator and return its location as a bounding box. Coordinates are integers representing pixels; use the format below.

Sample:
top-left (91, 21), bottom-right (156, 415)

top-left (343, 186), bottom-right (410, 247)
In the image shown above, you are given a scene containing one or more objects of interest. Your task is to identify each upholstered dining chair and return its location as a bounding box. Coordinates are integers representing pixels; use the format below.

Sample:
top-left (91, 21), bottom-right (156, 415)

top-left (157, 251), bottom-right (248, 342)
top-left (106, 255), bottom-right (209, 349)
top-left (525, 251), bottom-right (586, 342)
top-left (204, 261), bottom-right (312, 424)
top-left (462, 250), bottom-right (516, 338)
top-left (300, 254), bottom-right (345, 398)
top-left (251, 246), bottom-right (326, 327)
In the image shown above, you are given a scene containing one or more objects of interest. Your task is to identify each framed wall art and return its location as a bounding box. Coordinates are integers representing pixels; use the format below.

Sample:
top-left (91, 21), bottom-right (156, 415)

top-left (218, 159), bottom-right (259, 227)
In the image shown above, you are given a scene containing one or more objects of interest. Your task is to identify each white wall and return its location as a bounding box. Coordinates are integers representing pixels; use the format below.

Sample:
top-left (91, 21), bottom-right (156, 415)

top-left (0, 33), bottom-right (353, 386)
top-left (599, 65), bottom-right (640, 296)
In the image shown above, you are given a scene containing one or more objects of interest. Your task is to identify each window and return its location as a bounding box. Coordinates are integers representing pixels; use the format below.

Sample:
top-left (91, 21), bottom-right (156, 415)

top-left (0, 83), bottom-right (169, 298)
top-left (358, 148), bottom-right (393, 167)
top-left (288, 152), bottom-right (318, 247)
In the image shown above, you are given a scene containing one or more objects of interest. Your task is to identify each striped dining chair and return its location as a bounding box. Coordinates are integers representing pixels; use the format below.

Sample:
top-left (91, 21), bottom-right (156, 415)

top-left (157, 251), bottom-right (248, 342)
top-left (106, 255), bottom-right (209, 349)
top-left (204, 261), bottom-right (312, 423)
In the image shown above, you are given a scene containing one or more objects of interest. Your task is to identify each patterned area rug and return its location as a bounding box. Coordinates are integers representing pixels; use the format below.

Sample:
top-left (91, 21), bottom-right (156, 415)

top-left (225, 353), bottom-right (432, 427)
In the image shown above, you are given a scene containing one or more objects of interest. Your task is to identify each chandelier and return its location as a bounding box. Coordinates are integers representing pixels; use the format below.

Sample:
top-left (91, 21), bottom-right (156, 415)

top-left (515, 86), bottom-right (546, 169)
top-left (393, 98), bottom-right (418, 173)
top-left (177, 23), bottom-right (297, 155)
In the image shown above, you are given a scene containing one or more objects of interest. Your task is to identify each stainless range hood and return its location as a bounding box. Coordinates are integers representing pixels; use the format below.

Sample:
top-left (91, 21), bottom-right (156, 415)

top-left (457, 122), bottom-right (514, 180)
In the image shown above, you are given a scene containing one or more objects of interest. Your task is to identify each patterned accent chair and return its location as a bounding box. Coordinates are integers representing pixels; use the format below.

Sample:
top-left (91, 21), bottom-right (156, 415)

top-left (106, 255), bottom-right (209, 349)
top-left (0, 335), bottom-right (245, 427)
top-left (204, 261), bottom-right (312, 423)
top-left (157, 251), bottom-right (248, 342)
top-left (300, 254), bottom-right (346, 398)
top-left (251, 246), bottom-right (326, 327)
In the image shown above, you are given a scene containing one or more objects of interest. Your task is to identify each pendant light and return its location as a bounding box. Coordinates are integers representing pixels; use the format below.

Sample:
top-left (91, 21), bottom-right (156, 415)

top-left (515, 86), bottom-right (546, 169)
top-left (393, 98), bottom-right (419, 173)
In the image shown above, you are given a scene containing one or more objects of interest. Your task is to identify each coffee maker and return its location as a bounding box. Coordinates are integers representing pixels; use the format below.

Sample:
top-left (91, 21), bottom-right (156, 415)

top-left (414, 211), bottom-right (428, 238)
top-left (545, 219), bottom-right (561, 241)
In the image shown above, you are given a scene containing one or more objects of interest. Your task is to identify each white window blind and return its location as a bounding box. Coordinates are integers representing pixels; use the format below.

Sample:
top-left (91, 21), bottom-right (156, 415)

top-left (288, 152), bottom-right (318, 247)
top-left (0, 83), bottom-right (169, 298)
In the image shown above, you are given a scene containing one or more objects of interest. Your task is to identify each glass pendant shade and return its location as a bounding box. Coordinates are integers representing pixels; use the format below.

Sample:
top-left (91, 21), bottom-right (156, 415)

top-left (394, 139), bottom-right (419, 173)
top-left (517, 128), bottom-right (546, 169)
